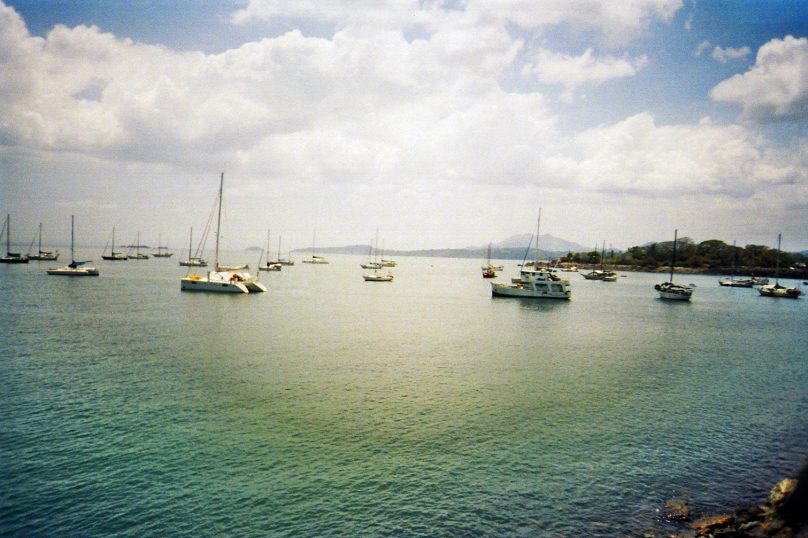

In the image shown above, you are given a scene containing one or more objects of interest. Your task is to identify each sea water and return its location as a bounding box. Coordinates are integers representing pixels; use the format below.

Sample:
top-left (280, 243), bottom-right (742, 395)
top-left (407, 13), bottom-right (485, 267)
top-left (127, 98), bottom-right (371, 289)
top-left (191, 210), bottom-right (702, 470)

top-left (2, 254), bottom-right (806, 536)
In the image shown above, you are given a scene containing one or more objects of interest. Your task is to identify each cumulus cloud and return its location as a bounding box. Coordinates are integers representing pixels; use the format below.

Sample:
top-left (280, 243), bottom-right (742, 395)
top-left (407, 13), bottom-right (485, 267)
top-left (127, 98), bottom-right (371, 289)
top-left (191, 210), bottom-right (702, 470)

top-left (524, 48), bottom-right (648, 90)
top-left (231, 0), bottom-right (683, 48)
top-left (570, 113), bottom-right (800, 197)
top-left (693, 40), bottom-right (711, 57)
top-left (710, 36), bottom-right (808, 122)
top-left (712, 44), bottom-right (751, 64)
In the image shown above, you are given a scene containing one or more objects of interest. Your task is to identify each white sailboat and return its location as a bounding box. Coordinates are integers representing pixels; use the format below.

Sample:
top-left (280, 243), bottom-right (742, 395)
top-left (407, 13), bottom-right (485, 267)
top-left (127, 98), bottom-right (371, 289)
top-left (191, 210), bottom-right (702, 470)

top-left (47, 216), bottom-right (99, 276)
top-left (654, 229), bottom-right (694, 300)
top-left (758, 234), bottom-right (802, 298)
top-left (180, 173), bottom-right (267, 294)
top-left (27, 222), bottom-right (59, 261)
top-left (178, 227), bottom-right (207, 266)
top-left (302, 231), bottom-right (329, 264)
top-left (127, 231), bottom-right (149, 259)
top-left (363, 230), bottom-right (393, 281)
top-left (491, 209), bottom-right (572, 299)
top-left (259, 229), bottom-right (281, 271)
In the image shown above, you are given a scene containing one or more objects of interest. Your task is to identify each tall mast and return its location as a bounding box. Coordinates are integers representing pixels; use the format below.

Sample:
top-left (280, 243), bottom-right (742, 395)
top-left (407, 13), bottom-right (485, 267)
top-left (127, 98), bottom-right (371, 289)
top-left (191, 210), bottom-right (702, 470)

top-left (70, 215), bottom-right (75, 262)
top-left (600, 240), bottom-right (606, 271)
top-left (38, 222), bottom-right (43, 253)
top-left (670, 229), bottom-right (678, 283)
top-left (775, 233), bottom-right (782, 285)
top-left (6, 214), bottom-right (9, 254)
top-left (535, 208), bottom-right (542, 263)
top-left (214, 172), bottom-right (223, 270)
top-left (188, 227), bottom-right (193, 259)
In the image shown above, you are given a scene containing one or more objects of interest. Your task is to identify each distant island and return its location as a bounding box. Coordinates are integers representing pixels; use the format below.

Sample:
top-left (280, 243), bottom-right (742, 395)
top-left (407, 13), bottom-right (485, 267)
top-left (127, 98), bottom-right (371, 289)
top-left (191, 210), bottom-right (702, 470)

top-left (283, 236), bottom-right (808, 278)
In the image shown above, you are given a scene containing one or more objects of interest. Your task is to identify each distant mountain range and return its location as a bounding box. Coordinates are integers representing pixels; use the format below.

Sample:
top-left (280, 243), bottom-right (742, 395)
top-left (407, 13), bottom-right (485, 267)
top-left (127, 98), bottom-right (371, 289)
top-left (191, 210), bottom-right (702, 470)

top-left (286, 234), bottom-right (592, 261)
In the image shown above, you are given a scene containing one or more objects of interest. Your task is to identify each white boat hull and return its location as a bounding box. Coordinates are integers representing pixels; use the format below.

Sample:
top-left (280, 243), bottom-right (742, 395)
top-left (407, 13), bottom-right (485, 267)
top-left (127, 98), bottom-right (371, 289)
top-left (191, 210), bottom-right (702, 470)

top-left (655, 282), bottom-right (693, 300)
top-left (491, 282), bottom-right (570, 299)
top-left (758, 284), bottom-right (801, 298)
top-left (47, 266), bottom-right (99, 276)
top-left (181, 271), bottom-right (266, 294)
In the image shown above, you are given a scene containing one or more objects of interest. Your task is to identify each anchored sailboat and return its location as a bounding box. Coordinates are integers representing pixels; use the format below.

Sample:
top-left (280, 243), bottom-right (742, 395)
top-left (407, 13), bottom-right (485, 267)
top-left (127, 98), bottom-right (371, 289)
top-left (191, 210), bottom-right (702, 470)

top-left (758, 234), bottom-right (801, 299)
top-left (46, 216), bottom-right (99, 276)
top-left (180, 173), bottom-right (267, 293)
top-left (654, 229), bottom-right (694, 300)
top-left (101, 226), bottom-right (128, 260)
top-left (1, 214), bottom-right (29, 263)
top-left (27, 223), bottom-right (59, 261)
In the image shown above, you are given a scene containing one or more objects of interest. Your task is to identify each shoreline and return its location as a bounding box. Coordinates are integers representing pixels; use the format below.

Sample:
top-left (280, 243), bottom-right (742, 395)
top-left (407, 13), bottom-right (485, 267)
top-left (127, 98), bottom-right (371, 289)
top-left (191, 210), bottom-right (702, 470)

top-left (648, 465), bottom-right (807, 537)
top-left (563, 263), bottom-right (808, 279)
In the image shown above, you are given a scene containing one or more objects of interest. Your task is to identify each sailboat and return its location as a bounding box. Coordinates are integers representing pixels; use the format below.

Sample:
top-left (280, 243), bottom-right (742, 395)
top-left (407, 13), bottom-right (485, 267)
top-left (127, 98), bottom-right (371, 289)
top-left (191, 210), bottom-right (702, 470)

top-left (654, 229), bottom-right (694, 300)
top-left (481, 242), bottom-right (497, 278)
top-left (180, 173), bottom-right (267, 294)
top-left (152, 235), bottom-right (173, 258)
top-left (363, 230), bottom-right (393, 281)
top-left (27, 223), bottom-right (59, 261)
top-left (302, 231), bottom-right (329, 264)
top-left (179, 227), bottom-right (207, 267)
top-left (101, 226), bottom-right (128, 260)
top-left (582, 242), bottom-right (617, 281)
top-left (127, 232), bottom-right (150, 259)
top-left (758, 234), bottom-right (802, 298)
top-left (47, 216), bottom-right (99, 276)
top-left (718, 241), bottom-right (754, 287)
top-left (361, 229), bottom-right (383, 269)
top-left (259, 229), bottom-right (281, 271)
top-left (0, 214), bottom-right (29, 263)
top-left (490, 209), bottom-right (572, 299)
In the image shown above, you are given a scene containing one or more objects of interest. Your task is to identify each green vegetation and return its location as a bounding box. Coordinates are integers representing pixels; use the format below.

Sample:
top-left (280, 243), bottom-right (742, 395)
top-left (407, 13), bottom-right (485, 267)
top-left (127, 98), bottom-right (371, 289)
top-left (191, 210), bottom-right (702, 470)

top-left (561, 238), bottom-right (807, 270)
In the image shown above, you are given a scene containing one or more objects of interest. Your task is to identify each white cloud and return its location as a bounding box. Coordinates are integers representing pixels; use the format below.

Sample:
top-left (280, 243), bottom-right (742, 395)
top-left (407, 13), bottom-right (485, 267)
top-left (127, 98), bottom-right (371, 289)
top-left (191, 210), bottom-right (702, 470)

top-left (571, 113), bottom-right (801, 196)
top-left (525, 48), bottom-right (648, 90)
top-left (231, 0), bottom-right (683, 48)
top-left (711, 44), bottom-right (751, 64)
top-left (710, 36), bottom-right (808, 122)
top-left (693, 40), bottom-right (711, 57)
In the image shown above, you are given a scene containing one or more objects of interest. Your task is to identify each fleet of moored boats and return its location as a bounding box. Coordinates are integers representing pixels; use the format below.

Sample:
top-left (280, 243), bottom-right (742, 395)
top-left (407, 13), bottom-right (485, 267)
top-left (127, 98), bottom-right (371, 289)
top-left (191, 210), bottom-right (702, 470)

top-left (2, 196), bottom-right (804, 299)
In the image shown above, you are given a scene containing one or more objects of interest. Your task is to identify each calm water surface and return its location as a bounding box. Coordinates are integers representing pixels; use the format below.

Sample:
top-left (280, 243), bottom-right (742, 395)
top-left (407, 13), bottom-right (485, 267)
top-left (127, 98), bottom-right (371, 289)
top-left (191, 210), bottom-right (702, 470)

top-left (2, 254), bottom-right (807, 536)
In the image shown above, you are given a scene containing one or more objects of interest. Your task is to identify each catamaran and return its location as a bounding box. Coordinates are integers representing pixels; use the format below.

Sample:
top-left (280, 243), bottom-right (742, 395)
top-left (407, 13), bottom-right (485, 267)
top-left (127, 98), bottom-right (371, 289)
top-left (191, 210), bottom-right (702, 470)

top-left (47, 216), bottom-right (99, 276)
top-left (180, 173), bottom-right (267, 294)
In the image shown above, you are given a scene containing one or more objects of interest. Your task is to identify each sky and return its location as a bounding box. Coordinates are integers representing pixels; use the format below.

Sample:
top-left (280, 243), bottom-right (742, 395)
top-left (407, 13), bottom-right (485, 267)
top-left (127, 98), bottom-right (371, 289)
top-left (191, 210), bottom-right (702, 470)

top-left (1, 0), bottom-right (807, 252)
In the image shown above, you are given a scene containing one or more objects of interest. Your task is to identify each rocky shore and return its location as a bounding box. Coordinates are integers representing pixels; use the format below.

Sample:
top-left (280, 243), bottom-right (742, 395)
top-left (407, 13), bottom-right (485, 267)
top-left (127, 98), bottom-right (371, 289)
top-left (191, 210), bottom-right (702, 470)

top-left (642, 464), bottom-right (807, 537)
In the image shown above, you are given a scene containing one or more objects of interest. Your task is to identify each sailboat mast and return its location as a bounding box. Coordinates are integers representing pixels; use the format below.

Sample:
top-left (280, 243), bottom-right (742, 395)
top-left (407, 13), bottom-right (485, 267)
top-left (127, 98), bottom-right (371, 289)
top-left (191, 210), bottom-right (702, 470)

top-left (214, 172), bottom-right (223, 270)
top-left (188, 228), bottom-right (193, 259)
top-left (38, 222), bottom-right (42, 253)
top-left (535, 208), bottom-right (542, 262)
top-left (600, 240), bottom-right (606, 271)
top-left (6, 214), bottom-right (10, 254)
top-left (775, 233), bottom-right (781, 285)
top-left (670, 229), bottom-right (678, 282)
top-left (70, 215), bottom-right (75, 262)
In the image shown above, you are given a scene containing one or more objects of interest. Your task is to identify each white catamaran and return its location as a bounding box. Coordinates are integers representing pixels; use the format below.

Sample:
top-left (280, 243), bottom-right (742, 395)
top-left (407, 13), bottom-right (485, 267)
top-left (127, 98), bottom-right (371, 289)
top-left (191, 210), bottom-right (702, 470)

top-left (180, 173), bottom-right (267, 294)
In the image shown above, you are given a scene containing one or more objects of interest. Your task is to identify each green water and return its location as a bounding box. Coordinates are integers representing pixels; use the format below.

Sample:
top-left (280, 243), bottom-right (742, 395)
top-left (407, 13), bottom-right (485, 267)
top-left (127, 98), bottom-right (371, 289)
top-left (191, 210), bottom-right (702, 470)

top-left (2, 254), bottom-right (807, 536)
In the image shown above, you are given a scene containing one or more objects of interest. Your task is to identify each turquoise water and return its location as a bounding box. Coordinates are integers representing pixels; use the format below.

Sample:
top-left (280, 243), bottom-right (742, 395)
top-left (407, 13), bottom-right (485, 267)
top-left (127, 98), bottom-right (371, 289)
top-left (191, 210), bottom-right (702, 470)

top-left (2, 254), bottom-right (807, 536)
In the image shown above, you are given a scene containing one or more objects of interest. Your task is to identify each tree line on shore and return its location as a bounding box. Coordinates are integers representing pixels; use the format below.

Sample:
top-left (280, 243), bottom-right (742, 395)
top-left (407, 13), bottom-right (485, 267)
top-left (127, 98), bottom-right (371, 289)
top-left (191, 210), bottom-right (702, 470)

top-left (562, 238), bottom-right (808, 271)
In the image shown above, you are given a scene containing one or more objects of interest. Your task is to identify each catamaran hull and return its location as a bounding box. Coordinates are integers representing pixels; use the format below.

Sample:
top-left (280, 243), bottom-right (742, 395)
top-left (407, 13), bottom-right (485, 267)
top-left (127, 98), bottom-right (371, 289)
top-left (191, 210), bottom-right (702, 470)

top-left (181, 277), bottom-right (249, 293)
